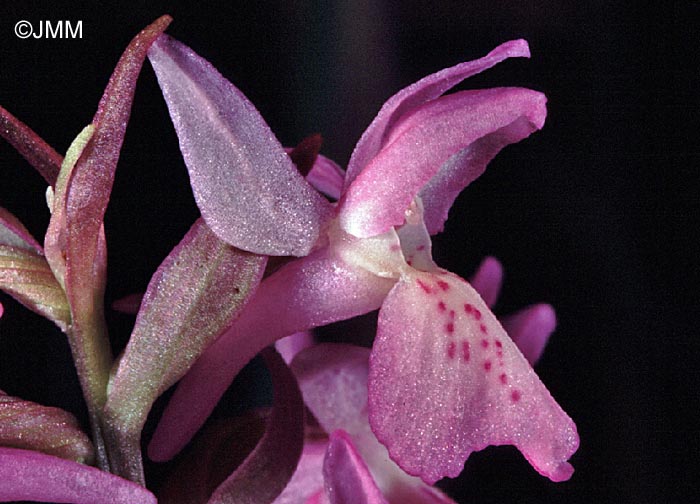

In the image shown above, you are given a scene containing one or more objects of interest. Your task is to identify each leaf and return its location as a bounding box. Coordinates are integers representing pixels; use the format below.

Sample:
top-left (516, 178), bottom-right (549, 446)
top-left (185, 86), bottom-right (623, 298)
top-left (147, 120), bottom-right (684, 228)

top-left (104, 218), bottom-right (266, 484)
top-left (0, 105), bottom-right (62, 185)
top-left (0, 391), bottom-right (94, 463)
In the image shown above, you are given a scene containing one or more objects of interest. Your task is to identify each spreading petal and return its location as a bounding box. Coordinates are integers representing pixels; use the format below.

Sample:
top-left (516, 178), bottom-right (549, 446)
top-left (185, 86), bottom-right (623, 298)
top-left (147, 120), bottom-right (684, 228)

top-left (345, 40), bottom-right (531, 189)
top-left (148, 35), bottom-right (332, 256)
top-left (111, 292), bottom-right (144, 315)
top-left (0, 105), bottom-right (62, 185)
top-left (307, 156), bottom-right (345, 201)
top-left (207, 348), bottom-right (304, 504)
top-left (368, 272), bottom-right (578, 484)
top-left (323, 430), bottom-right (388, 504)
top-left (276, 331), bottom-right (315, 365)
top-left (502, 303), bottom-right (556, 366)
top-left (0, 391), bottom-right (94, 463)
top-left (340, 88), bottom-right (546, 237)
top-left (468, 256), bottom-right (504, 308)
top-left (0, 448), bottom-right (156, 504)
top-left (104, 218), bottom-right (266, 483)
top-left (148, 250), bottom-right (395, 462)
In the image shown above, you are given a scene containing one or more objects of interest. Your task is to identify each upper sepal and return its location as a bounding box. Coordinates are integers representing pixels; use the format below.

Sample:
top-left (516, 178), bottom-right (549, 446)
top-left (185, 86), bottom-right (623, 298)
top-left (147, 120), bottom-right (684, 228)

top-left (344, 39), bottom-right (531, 190)
top-left (148, 34), bottom-right (333, 256)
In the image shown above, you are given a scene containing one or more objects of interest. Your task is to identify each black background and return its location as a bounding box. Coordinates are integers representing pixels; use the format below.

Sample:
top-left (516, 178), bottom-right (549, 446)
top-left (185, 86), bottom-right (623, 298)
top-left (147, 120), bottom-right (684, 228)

top-left (1, 2), bottom-right (698, 503)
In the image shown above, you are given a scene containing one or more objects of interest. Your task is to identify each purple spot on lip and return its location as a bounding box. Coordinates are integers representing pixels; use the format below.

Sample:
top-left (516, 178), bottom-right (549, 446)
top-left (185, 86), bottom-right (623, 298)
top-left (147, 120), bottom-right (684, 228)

top-left (479, 323), bottom-right (488, 334)
top-left (417, 244), bottom-right (426, 251)
top-left (417, 279), bottom-right (432, 294)
top-left (480, 339), bottom-right (489, 348)
top-left (438, 301), bottom-right (446, 312)
top-left (437, 280), bottom-right (450, 291)
top-left (462, 341), bottom-right (470, 362)
top-left (511, 390), bottom-right (521, 402)
top-left (484, 360), bottom-right (492, 371)
top-left (445, 322), bottom-right (455, 334)
top-left (499, 373), bottom-right (507, 384)
top-left (447, 341), bottom-right (456, 359)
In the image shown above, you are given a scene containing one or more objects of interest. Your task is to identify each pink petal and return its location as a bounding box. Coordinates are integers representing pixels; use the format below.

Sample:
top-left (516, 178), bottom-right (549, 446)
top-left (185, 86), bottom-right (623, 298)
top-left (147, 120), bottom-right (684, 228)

top-left (0, 206), bottom-right (43, 253)
top-left (104, 219), bottom-right (265, 482)
top-left (273, 441), bottom-right (327, 504)
top-left (208, 348), bottom-right (304, 504)
top-left (0, 447), bottom-right (156, 504)
top-left (368, 272), bottom-right (578, 484)
top-left (148, 250), bottom-right (395, 462)
top-left (469, 256), bottom-right (504, 308)
top-left (340, 88), bottom-right (546, 237)
top-left (148, 35), bottom-right (332, 256)
top-left (323, 430), bottom-right (388, 504)
top-left (0, 105), bottom-right (62, 185)
top-left (344, 40), bottom-right (530, 190)
top-left (0, 391), bottom-right (94, 463)
top-left (0, 301), bottom-right (3, 318)
top-left (502, 303), bottom-right (556, 366)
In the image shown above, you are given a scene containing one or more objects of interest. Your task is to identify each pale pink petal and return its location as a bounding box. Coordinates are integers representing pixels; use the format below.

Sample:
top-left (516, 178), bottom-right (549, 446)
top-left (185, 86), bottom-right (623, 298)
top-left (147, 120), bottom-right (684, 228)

top-left (148, 250), bottom-right (395, 462)
top-left (344, 40), bottom-right (530, 189)
top-left (111, 292), bottom-right (144, 315)
top-left (208, 348), bottom-right (304, 504)
top-left (292, 344), bottom-right (457, 504)
top-left (0, 447), bottom-right (156, 504)
top-left (469, 256), bottom-right (504, 308)
top-left (0, 301), bottom-right (3, 318)
top-left (104, 219), bottom-right (266, 483)
top-left (368, 272), bottom-right (578, 484)
top-left (0, 105), bottom-right (62, 185)
top-left (0, 391), bottom-right (94, 463)
top-left (340, 88), bottom-right (546, 237)
top-left (148, 35), bottom-right (332, 256)
top-left (502, 304), bottom-right (556, 366)
top-left (323, 430), bottom-right (388, 504)
top-left (273, 441), bottom-right (327, 504)
top-left (276, 331), bottom-right (316, 365)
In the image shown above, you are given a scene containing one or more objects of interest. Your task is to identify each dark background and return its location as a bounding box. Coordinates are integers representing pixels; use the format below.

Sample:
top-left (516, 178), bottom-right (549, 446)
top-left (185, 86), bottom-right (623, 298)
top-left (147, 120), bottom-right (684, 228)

top-left (1, 2), bottom-right (697, 503)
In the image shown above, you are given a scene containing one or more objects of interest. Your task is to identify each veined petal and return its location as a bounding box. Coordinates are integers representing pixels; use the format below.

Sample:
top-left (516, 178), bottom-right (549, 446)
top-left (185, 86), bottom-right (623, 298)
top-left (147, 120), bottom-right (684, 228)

top-left (323, 430), bottom-right (388, 504)
top-left (0, 105), bottom-right (62, 185)
top-left (207, 349), bottom-right (304, 504)
top-left (0, 391), bottom-right (94, 464)
top-left (293, 344), bottom-right (456, 504)
top-left (0, 448), bottom-right (156, 504)
top-left (368, 272), bottom-right (578, 484)
top-left (148, 35), bottom-right (332, 256)
top-left (340, 88), bottom-right (546, 237)
top-left (148, 250), bottom-right (395, 462)
top-left (502, 304), bottom-right (556, 366)
top-left (469, 256), bottom-right (504, 309)
top-left (104, 219), bottom-right (266, 483)
top-left (345, 40), bottom-right (531, 189)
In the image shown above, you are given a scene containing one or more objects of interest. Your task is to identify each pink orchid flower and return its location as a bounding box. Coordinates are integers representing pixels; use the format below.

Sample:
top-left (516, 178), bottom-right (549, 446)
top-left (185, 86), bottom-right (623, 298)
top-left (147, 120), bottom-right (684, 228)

top-left (146, 35), bottom-right (578, 484)
top-left (275, 256), bottom-right (557, 504)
